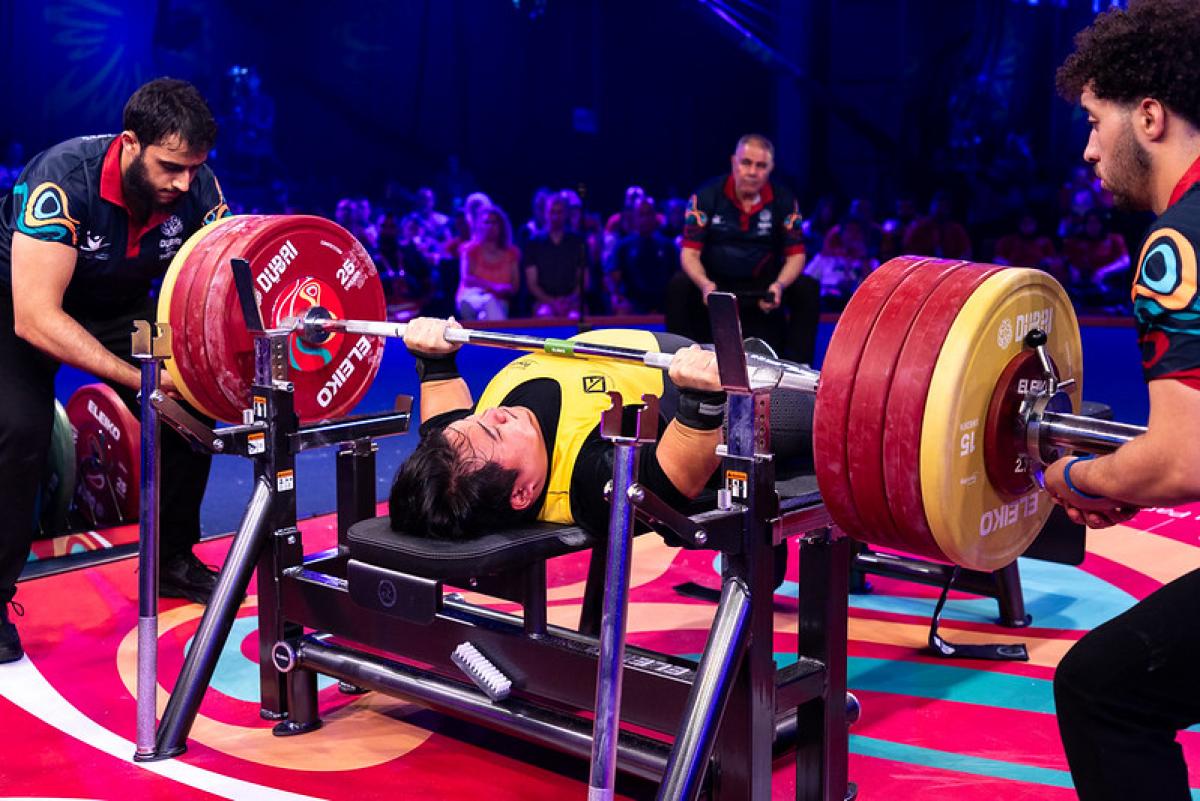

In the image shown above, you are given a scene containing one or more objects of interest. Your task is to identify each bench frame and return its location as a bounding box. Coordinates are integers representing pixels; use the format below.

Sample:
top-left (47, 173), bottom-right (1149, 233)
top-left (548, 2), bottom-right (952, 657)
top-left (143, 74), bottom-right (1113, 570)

top-left (135, 296), bottom-right (855, 800)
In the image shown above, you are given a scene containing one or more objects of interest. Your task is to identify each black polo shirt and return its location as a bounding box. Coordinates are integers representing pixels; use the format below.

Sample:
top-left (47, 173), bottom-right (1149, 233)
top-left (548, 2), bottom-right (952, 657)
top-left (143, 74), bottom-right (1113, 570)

top-left (681, 174), bottom-right (805, 283)
top-left (522, 230), bottom-right (589, 298)
top-left (0, 134), bottom-right (229, 317)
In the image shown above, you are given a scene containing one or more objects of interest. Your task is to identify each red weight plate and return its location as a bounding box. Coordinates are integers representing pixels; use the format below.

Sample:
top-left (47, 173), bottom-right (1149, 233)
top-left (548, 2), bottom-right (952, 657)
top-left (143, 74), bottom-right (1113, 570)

top-left (165, 216), bottom-right (265, 419)
top-left (812, 256), bottom-right (931, 539)
top-left (66, 383), bottom-right (140, 527)
top-left (846, 259), bottom-right (967, 550)
top-left (203, 215), bottom-right (386, 422)
top-left (179, 216), bottom-right (275, 420)
top-left (161, 221), bottom-right (225, 418)
top-left (881, 263), bottom-right (1004, 561)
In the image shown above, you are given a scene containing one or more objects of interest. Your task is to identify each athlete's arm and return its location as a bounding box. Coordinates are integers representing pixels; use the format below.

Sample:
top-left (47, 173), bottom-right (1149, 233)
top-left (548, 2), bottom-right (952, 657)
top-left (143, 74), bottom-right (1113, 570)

top-left (403, 316), bottom-right (472, 422)
top-left (1047, 378), bottom-right (1200, 510)
top-left (11, 232), bottom-right (146, 390)
top-left (656, 345), bottom-right (723, 497)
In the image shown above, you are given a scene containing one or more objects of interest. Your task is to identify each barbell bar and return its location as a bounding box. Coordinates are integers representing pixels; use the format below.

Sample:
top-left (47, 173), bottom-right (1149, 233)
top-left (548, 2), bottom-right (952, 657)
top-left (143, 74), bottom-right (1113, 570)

top-left (293, 307), bottom-right (822, 395)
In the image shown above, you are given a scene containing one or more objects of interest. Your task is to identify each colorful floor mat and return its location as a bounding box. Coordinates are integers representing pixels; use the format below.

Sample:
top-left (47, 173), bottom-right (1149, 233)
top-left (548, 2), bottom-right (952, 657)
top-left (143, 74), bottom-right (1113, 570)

top-left (3, 502), bottom-right (1200, 799)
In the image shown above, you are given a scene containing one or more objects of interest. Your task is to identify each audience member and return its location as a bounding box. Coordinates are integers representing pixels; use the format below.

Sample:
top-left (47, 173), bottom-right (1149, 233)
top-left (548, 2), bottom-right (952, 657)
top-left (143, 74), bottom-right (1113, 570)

top-left (804, 210), bottom-right (880, 309)
top-left (994, 210), bottom-right (1064, 281)
top-left (1057, 187), bottom-right (1097, 239)
top-left (603, 185), bottom-right (647, 262)
top-left (662, 197), bottom-right (688, 247)
top-left (802, 196), bottom-right (837, 257)
top-left (903, 192), bottom-right (972, 259)
top-left (880, 195), bottom-right (918, 261)
top-left (605, 197), bottom-right (678, 314)
top-left (580, 211), bottom-right (606, 272)
top-left (335, 196), bottom-right (380, 257)
top-left (561, 189), bottom-right (584, 232)
top-left (1062, 209), bottom-right (1130, 308)
top-left (405, 187), bottom-right (451, 259)
top-left (830, 198), bottom-right (882, 258)
top-left (456, 205), bottom-right (520, 321)
top-left (518, 187), bottom-right (553, 247)
top-left (463, 192), bottom-right (493, 237)
top-left (524, 192), bottom-right (589, 318)
top-left (396, 216), bottom-right (434, 305)
top-left (444, 210), bottom-right (472, 260)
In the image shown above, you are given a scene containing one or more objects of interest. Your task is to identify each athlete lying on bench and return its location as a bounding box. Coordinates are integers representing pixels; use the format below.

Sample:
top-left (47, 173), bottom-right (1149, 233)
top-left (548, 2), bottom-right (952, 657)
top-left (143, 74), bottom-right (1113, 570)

top-left (389, 318), bottom-right (728, 541)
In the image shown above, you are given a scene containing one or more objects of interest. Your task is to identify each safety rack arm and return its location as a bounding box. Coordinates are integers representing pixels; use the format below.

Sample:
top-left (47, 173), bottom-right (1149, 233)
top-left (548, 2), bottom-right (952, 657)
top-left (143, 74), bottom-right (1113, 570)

top-left (150, 389), bottom-right (412, 457)
top-left (289, 399), bottom-right (413, 452)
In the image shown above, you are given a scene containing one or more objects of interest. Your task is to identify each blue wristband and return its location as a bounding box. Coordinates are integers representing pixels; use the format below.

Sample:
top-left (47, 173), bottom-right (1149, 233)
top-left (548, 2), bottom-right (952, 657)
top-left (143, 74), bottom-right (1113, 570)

top-left (1063, 455), bottom-right (1103, 501)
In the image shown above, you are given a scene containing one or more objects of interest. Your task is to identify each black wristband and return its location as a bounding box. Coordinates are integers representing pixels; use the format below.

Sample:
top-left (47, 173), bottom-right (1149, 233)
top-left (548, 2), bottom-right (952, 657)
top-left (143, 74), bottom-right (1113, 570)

top-left (675, 388), bottom-right (727, 430)
top-left (412, 350), bottom-right (461, 383)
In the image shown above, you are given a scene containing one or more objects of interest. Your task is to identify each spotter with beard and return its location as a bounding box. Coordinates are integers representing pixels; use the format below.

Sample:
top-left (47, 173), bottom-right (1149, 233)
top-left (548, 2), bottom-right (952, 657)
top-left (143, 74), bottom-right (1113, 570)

top-left (0, 78), bottom-right (232, 662)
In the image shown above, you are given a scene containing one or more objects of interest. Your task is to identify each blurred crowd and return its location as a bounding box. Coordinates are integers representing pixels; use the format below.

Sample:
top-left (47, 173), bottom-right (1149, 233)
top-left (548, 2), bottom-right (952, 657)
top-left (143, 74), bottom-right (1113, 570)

top-left (322, 183), bottom-right (688, 323)
top-left (307, 165), bottom-right (1138, 323)
top-left (0, 139), bottom-right (1140, 322)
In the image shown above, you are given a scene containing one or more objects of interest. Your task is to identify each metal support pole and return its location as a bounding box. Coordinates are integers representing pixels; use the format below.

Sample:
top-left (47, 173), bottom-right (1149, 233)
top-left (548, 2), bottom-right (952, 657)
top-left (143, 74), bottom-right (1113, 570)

top-left (796, 528), bottom-right (852, 801)
top-left (656, 579), bottom-right (752, 801)
top-left (589, 395), bottom-right (653, 801)
top-left (132, 321), bottom-right (166, 761)
top-left (153, 478), bottom-right (273, 756)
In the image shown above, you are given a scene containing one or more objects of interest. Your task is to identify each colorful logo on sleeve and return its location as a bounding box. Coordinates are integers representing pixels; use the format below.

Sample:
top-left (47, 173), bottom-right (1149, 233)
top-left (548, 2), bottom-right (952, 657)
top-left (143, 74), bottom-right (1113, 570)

top-left (202, 175), bottom-right (232, 225)
top-left (684, 194), bottom-right (708, 228)
top-left (1132, 228), bottom-right (1197, 311)
top-left (783, 209), bottom-right (803, 233)
top-left (14, 182), bottom-right (80, 246)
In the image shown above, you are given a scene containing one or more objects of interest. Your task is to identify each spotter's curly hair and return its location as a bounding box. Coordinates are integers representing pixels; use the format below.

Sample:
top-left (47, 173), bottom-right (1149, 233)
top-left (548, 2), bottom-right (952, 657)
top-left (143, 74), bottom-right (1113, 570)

top-left (1056, 0), bottom-right (1200, 129)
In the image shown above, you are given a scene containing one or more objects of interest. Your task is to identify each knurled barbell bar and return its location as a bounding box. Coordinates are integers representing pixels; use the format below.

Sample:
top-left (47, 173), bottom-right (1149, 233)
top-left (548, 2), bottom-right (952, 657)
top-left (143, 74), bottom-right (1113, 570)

top-left (157, 216), bottom-right (1146, 571)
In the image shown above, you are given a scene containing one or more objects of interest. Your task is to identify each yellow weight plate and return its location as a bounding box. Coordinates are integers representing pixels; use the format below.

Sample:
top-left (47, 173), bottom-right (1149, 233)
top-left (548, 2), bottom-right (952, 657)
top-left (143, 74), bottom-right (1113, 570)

top-left (919, 268), bottom-right (1082, 571)
top-left (157, 215), bottom-right (238, 419)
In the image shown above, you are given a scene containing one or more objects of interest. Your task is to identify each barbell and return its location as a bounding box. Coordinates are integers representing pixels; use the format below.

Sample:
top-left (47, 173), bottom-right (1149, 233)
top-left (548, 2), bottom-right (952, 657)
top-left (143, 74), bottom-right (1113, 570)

top-left (157, 216), bottom-right (1146, 571)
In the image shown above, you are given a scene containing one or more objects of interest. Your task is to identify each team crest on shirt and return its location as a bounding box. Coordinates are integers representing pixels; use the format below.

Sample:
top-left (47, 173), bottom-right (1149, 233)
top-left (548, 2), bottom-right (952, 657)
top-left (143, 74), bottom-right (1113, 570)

top-left (161, 215), bottom-right (183, 237)
top-left (79, 232), bottom-right (111, 260)
top-left (760, 209), bottom-right (772, 222)
top-left (582, 375), bottom-right (607, 393)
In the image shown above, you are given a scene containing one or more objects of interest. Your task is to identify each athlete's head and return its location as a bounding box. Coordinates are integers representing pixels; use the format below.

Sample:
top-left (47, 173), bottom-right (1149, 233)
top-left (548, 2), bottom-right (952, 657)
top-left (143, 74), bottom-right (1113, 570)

top-left (1057, 0), bottom-right (1200, 210)
top-left (120, 78), bottom-right (218, 211)
top-left (388, 406), bottom-right (546, 540)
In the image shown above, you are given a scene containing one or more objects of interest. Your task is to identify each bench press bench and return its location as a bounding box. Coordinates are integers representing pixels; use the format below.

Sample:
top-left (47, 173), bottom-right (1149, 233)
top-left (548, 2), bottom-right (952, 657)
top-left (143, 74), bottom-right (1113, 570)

top-left (268, 472), bottom-right (835, 789)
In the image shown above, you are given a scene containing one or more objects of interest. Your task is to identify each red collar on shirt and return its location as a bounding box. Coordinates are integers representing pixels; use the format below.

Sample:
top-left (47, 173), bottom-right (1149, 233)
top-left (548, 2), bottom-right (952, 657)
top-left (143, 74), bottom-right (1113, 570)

top-left (1167, 153), bottom-right (1200, 208)
top-left (723, 174), bottom-right (775, 215)
top-left (100, 136), bottom-right (172, 257)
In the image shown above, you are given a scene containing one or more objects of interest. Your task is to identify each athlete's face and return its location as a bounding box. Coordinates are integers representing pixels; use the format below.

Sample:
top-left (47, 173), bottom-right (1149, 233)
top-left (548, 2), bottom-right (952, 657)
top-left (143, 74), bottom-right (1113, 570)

top-left (445, 406), bottom-right (546, 510)
top-left (731, 142), bottom-right (773, 198)
top-left (1081, 88), bottom-right (1153, 211)
top-left (123, 132), bottom-right (207, 210)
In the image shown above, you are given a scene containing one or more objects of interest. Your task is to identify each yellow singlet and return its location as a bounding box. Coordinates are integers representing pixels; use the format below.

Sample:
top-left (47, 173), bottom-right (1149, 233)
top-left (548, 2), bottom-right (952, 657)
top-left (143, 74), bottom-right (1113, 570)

top-left (475, 329), bottom-right (665, 524)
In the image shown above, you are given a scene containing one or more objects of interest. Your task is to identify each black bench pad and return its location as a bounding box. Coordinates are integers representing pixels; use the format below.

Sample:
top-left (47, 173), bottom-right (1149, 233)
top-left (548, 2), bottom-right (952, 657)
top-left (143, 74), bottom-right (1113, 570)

top-left (348, 472), bottom-right (823, 580)
top-left (347, 518), bottom-right (597, 580)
